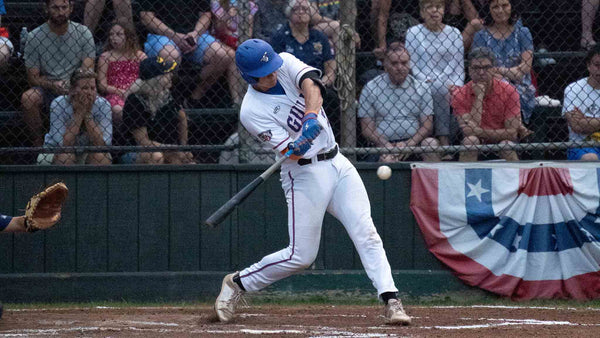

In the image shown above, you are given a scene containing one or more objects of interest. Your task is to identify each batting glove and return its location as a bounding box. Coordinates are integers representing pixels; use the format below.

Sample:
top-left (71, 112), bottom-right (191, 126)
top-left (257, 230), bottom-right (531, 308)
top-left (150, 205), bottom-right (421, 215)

top-left (288, 135), bottom-right (312, 156)
top-left (301, 113), bottom-right (322, 141)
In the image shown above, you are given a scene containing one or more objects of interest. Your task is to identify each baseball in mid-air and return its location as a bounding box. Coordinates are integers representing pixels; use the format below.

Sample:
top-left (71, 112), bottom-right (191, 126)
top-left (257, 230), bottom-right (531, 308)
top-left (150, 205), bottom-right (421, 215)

top-left (377, 165), bottom-right (392, 180)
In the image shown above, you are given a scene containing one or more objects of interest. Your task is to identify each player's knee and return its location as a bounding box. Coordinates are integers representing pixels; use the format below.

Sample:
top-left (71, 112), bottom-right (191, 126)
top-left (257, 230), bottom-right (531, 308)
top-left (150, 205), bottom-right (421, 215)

top-left (159, 45), bottom-right (180, 64)
top-left (462, 135), bottom-right (480, 146)
top-left (21, 88), bottom-right (42, 108)
top-left (581, 152), bottom-right (599, 161)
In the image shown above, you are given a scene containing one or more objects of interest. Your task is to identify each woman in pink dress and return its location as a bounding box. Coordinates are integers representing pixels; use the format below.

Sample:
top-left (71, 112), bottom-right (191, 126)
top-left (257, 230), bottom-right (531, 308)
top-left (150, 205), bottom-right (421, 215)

top-left (98, 21), bottom-right (147, 127)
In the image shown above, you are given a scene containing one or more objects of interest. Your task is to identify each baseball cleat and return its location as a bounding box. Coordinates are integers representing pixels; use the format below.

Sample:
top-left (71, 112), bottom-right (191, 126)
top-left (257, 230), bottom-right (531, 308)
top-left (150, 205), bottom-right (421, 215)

top-left (384, 298), bottom-right (411, 325)
top-left (214, 272), bottom-right (245, 322)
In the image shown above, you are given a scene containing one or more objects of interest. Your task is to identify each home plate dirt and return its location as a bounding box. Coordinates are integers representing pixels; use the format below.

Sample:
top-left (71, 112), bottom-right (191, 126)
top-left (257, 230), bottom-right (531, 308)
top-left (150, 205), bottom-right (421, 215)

top-left (1, 304), bottom-right (599, 337)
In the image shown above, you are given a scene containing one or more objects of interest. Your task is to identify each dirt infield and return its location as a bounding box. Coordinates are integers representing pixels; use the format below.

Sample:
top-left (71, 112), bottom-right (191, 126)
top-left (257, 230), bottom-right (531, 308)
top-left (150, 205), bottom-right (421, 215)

top-left (1, 303), bottom-right (599, 337)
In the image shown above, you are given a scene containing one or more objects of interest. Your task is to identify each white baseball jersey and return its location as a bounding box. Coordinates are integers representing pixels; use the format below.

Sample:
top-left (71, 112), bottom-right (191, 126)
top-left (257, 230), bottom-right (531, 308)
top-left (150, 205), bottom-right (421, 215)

top-left (240, 52), bottom-right (336, 162)
top-left (235, 52), bottom-right (399, 299)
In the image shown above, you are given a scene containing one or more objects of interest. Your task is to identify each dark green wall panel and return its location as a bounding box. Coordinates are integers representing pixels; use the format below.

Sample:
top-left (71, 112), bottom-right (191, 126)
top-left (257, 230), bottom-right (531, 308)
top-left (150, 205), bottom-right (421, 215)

top-left (169, 172), bottom-right (200, 271)
top-left (236, 172), bottom-right (268, 268)
top-left (138, 174), bottom-right (169, 271)
top-left (0, 164), bottom-right (442, 276)
top-left (107, 173), bottom-right (139, 272)
top-left (0, 174), bottom-right (13, 273)
top-left (13, 174), bottom-right (45, 273)
top-left (76, 174), bottom-right (108, 272)
top-left (200, 172), bottom-right (232, 270)
top-left (44, 173), bottom-right (77, 272)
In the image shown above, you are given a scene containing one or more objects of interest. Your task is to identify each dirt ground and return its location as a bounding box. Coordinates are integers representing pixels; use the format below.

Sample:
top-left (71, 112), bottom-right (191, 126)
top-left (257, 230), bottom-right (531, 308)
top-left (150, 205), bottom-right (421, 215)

top-left (1, 303), bottom-right (599, 337)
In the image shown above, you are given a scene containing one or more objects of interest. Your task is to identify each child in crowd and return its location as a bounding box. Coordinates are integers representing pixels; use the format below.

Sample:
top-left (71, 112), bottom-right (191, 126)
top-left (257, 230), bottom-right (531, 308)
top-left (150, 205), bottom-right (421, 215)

top-left (97, 21), bottom-right (147, 127)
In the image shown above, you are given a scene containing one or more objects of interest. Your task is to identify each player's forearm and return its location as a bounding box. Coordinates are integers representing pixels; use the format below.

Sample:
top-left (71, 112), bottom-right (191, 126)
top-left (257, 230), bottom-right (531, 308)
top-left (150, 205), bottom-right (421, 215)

top-left (3, 216), bottom-right (26, 232)
top-left (301, 79), bottom-right (323, 114)
top-left (480, 127), bottom-right (518, 143)
top-left (407, 121), bottom-right (433, 147)
top-left (140, 11), bottom-right (176, 38)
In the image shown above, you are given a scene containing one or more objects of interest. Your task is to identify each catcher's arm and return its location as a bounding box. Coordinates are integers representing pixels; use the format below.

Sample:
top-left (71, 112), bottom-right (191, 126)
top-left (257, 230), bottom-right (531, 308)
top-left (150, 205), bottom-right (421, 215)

top-left (23, 182), bottom-right (69, 233)
top-left (1, 216), bottom-right (27, 233)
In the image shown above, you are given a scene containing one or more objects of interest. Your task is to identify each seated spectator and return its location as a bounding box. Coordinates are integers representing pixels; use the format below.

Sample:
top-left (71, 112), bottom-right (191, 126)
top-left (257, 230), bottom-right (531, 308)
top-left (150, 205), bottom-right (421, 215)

top-left (84, 0), bottom-right (134, 37)
top-left (118, 56), bottom-right (195, 164)
top-left (271, 0), bottom-right (335, 87)
top-left (38, 69), bottom-right (112, 165)
top-left (253, 0), bottom-right (357, 50)
top-left (219, 130), bottom-right (275, 164)
top-left (271, 0), bottom-right (339, 135)
top-left (358, 43), bottom-right (440, 162)
top-left (470, 0), bottom-right (536, 128)
top-left (97, 21), bottom-right (147, 128)
top-left (139, 0), bottom-right (242, 106)
top-left (22, 0), bottom-right (96, 147)
top-left (563, 45), bottom-right (600, 161)
top-left (405, 0), bottom-right (464, 153)
top-left (211, 0), bottom-right (259, 49)
top-left (451, 47), bottom-right (520, 162)
top-left (582, 0), bottom-right (599, 50)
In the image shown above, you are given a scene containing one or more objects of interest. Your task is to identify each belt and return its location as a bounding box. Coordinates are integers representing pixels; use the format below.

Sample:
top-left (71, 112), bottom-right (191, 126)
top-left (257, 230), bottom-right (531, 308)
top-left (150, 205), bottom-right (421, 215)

top-left (298, 145), bottom-right (338, 166)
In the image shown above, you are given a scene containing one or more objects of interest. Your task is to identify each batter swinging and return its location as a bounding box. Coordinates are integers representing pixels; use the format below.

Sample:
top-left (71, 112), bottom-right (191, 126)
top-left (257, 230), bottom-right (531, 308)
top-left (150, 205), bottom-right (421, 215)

top-left (214, 39), bottom-right (411, 325)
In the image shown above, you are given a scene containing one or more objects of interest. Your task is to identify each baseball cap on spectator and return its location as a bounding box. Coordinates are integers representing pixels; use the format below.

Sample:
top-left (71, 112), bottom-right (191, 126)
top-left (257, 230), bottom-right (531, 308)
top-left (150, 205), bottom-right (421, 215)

top-left (139, 56), bottom-right (178, 80)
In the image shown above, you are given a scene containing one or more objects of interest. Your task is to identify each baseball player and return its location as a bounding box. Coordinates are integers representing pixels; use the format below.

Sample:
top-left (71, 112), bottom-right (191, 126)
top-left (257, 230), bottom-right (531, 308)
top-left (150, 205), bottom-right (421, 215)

top-left (214, 39), bottom-right (411, 325)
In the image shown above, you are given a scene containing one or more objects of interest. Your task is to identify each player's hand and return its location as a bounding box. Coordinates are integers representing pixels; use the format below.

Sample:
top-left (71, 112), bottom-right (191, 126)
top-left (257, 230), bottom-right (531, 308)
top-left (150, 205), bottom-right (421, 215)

top-left (288, 136), bottom-right (312, 156)
top-left (301, 113), bottom-right (322, 141)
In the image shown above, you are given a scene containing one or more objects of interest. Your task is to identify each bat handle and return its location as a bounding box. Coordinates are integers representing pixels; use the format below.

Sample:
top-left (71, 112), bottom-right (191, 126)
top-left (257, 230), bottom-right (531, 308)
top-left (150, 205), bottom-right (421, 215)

top-left (285, 149), bottom-right (293, 157)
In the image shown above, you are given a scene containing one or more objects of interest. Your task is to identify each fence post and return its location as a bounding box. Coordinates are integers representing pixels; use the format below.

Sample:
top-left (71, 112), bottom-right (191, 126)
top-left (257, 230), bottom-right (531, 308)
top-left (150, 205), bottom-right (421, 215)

top-left (237, 0), bottom-right (251, 163)
top-left (336, 0), bottom-right (357, 159)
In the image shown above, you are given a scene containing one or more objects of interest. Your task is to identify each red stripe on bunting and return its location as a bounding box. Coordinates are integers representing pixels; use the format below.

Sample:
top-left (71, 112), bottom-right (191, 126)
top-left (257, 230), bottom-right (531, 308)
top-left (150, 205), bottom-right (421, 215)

top-left (518, 167), bottom-right (573, 197)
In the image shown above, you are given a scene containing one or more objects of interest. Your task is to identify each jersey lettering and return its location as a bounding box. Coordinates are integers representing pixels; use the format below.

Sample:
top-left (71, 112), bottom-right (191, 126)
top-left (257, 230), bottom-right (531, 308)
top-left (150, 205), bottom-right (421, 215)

top-left (287, 106), bottom-right (304, 132)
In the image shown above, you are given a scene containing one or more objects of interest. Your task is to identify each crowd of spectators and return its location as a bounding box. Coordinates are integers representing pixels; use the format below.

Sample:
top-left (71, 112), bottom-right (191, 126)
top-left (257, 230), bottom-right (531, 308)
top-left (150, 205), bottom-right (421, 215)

top-left (0, 0), bottom-right (598, 164)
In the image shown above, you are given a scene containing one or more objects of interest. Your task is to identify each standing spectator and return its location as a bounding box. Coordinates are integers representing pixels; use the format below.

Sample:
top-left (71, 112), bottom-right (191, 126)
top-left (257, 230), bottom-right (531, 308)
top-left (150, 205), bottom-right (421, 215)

top-left (452, 47), bottom-right (520, 162)
top-left (84, 0), bottom-right (134, 36)
top-left (563, 45), bottom-right (600, 160)
top-left (373, 0), bottom-right (419, 59)
top-left (118, 56), bottom-right (195, 164)
top-left (139, 0), bottom-right (242, 106)
top-left (405, 0), bottom-right (464, 154)
top-left (359, 43), bottom-right (440, 162)
top-left (253, 0), bottom-right (288, 43)
top-left (582, 0), bottom-right (599, 50)
top-left (21, 0), bottom-right (96, 147)
top-left (471, 0), bottom-right (536, 127)
top-left (39, 69), bottom-right (112, 165)
top-left (211, 0), bottom-right (259, 49)
top-left (97, 21), bottom-right (147, 128)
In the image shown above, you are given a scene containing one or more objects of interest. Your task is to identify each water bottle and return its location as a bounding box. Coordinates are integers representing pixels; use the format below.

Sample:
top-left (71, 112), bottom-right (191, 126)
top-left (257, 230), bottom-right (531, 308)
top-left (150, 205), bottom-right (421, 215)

top-left (19, 27), bottom-right (27, 57)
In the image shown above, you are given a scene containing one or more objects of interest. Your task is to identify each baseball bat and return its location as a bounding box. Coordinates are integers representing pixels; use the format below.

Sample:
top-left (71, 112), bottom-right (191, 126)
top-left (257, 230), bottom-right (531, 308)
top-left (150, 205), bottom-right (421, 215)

top-left (204, 152), bottom-right (291, 227)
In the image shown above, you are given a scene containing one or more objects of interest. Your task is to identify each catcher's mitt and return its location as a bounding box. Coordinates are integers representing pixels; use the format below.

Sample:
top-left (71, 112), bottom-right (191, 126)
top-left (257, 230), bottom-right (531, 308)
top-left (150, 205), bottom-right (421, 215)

top-left (24, 182), bottom-right (69, 232)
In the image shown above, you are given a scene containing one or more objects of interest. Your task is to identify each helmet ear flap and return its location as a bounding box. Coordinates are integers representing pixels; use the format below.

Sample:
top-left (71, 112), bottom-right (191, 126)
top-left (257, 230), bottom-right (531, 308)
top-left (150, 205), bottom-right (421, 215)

top-left (241, 72), bottom-right (258, 84)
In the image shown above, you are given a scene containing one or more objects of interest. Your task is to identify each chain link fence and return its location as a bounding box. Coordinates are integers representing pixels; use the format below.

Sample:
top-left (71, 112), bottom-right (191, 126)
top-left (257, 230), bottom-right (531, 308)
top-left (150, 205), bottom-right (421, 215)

top-left (0, 0), bottom-right (596, 164)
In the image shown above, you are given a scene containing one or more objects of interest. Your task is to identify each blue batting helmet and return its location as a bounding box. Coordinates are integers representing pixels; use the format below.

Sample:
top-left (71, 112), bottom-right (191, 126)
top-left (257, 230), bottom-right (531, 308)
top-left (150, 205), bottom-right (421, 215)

top-left (236, 39), bottom-right (283, 84)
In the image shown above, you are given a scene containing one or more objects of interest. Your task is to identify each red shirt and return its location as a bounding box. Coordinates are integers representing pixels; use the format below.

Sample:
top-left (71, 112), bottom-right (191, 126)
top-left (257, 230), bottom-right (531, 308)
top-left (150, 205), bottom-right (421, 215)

top-left (451, 79), bottom-right (521, 130)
